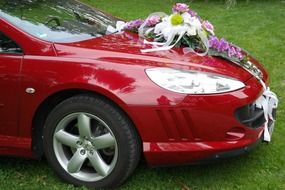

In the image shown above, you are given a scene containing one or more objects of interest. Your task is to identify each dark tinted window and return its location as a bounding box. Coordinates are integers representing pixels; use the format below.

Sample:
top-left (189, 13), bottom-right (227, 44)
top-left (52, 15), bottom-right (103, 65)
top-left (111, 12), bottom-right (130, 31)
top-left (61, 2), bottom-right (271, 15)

top-left (0, 0), bottom-right (118, 43)
top-left (0, 32), bottom-right (22, 54)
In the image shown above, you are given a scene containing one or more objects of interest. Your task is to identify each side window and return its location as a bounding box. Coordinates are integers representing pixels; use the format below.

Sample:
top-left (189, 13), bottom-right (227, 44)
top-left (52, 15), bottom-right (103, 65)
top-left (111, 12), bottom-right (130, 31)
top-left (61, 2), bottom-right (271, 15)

top-left (0, 32), bottom-right (22, 54)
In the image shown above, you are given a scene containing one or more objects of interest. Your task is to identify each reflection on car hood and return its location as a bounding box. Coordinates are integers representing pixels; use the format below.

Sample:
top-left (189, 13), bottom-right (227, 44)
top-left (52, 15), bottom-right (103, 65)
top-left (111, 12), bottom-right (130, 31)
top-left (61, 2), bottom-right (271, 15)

top-left (54, 31), bottom-right (267, 82)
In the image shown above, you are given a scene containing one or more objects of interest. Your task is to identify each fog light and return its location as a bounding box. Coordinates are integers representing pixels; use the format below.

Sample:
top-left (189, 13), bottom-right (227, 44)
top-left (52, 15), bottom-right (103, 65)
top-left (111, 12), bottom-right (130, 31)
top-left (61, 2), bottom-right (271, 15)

top-left (225, 127), bottom-right (245, 140)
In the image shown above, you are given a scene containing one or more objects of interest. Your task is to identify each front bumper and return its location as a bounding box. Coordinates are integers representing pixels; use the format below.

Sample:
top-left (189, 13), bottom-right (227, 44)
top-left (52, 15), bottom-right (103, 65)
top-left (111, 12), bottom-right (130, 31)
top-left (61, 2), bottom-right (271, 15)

top-left (142, 132), bottom-right (264, 166)
top-left (126, 74), bottom-right (276, 166)
top-left (143, 117), bottom-right (275, 166)
top-left (194, 136), bottom-right (262, 164)
top-left (194, 118), bottom-right (276, 164)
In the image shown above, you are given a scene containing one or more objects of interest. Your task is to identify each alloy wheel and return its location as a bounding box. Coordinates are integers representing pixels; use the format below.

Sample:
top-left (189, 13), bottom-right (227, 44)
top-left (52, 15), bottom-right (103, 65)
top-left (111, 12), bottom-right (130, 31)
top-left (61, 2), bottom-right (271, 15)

top-left (53, 112), bottom-right (118, 182)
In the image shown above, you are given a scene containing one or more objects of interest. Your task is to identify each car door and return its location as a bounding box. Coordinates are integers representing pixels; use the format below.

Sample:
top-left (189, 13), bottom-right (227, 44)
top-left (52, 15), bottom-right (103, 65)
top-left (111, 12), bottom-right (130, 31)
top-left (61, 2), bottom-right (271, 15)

top-left (0, 31), bottom-right (23, 136)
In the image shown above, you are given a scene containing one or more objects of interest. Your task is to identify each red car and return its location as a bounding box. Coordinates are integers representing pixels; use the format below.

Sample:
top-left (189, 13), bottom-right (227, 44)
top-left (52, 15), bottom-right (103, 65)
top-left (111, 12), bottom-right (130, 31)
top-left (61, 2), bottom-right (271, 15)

top-left (0, 0), bottom-right (277, 189)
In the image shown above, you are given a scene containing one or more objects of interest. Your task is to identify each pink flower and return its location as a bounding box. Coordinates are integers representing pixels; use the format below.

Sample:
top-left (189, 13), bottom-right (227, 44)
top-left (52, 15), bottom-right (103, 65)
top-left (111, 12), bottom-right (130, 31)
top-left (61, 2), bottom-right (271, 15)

top-left (235, 47), bottom-right (244, 60)
top-left (188, 9), bottom-right (198, 17)
top-left (209, 36), bottom-right (244, 60)
top-left (146, 15), bottom-right (161, 27)
top-left (218, 38), bottom-right (230, 52)
top-left (172, 3), bottom-right (189, 13)
top-left (202, 20), bottom-right (214, 35)
top-left (228, 46), bottom-right (237, 58)
top-left (209, 36), bottom-right (220, 49)
top-left (124, 19), bottom-right (144, 31)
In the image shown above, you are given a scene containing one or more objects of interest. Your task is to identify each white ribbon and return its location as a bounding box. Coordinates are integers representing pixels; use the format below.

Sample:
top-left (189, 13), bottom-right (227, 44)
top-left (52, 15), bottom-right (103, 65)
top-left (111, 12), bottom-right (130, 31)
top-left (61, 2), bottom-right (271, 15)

top-left (106, 21), bottom-right (126, 34)
top-left (255, 79), bottom-right (278, 142)
top-left (141, 30), bottom-right (186, 53)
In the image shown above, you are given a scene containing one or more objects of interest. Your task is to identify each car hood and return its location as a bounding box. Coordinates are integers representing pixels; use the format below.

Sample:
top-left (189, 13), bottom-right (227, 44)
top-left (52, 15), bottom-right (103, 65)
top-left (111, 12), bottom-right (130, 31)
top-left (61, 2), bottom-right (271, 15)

top-left (54, 32), bottom-right (266, 82)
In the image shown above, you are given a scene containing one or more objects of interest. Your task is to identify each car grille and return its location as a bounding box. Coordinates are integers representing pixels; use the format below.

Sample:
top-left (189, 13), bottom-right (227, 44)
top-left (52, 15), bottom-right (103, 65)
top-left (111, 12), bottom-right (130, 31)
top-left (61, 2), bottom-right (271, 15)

top-left (235, 100), bottom-right (276, 128)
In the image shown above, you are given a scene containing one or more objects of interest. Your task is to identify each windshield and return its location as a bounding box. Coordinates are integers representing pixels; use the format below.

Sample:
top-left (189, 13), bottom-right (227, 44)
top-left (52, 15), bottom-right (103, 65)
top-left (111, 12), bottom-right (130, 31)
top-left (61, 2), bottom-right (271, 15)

top-left (0, 0), bottom-right (118, 43)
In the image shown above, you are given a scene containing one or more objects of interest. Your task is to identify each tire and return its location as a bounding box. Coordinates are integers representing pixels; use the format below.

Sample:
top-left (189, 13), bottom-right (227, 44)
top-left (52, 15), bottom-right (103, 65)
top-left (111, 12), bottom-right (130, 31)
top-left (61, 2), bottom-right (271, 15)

top-left (43, 94), bottom-right (141, 189)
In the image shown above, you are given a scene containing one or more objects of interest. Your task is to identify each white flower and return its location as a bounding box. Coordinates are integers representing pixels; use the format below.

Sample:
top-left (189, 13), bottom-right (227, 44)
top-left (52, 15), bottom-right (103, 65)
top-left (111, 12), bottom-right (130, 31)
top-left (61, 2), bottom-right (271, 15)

top-left (142, 12), bottom-right (206, 54)
top-left (154, 12), bottom-right (201, 40)
top-left (182, 12), bottom-right (202, 36)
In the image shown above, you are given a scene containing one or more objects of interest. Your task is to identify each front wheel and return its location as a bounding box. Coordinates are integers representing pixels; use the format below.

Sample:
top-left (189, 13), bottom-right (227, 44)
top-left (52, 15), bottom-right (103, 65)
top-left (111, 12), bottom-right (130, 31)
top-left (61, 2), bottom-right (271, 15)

top-left (43, 95), bottom-right (141, 189)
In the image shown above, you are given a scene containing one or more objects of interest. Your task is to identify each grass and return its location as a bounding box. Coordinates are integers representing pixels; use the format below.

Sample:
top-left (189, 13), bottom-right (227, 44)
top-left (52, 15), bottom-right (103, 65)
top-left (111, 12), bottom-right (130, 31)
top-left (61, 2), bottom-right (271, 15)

top-left (1, 0), bottom-right (285, 189)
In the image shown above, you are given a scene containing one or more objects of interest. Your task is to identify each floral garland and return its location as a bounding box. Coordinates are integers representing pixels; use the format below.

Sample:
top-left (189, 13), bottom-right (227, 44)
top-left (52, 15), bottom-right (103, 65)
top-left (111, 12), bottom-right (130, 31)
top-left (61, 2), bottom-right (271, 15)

top-left (123, 3), bottom-right (248, 66)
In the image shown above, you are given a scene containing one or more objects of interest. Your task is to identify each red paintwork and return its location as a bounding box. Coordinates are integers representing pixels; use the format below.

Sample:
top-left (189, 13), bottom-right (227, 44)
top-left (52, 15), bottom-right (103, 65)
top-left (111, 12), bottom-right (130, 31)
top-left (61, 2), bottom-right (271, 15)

top-left (0, 16), bottom-right (268, 165)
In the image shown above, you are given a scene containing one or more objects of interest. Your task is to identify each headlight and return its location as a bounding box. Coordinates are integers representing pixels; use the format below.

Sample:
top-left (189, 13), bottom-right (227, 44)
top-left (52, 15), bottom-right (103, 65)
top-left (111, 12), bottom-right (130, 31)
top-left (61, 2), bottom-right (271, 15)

top-left (145, 68), bottom-right (245, 94)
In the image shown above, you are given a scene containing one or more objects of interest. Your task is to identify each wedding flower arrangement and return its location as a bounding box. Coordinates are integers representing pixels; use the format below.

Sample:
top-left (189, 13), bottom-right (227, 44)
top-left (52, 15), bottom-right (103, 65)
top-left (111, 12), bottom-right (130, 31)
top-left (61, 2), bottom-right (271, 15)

top-left (123, 3), bottom-right (249, 67)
